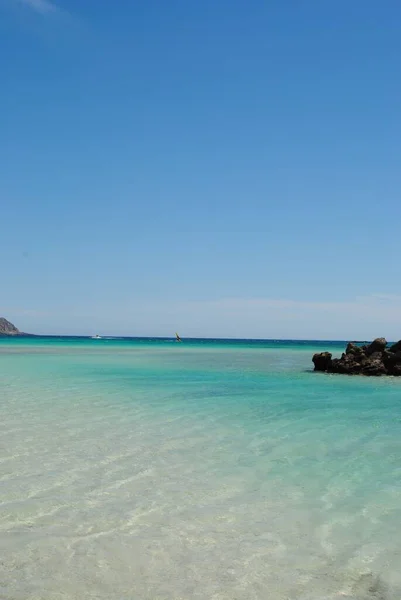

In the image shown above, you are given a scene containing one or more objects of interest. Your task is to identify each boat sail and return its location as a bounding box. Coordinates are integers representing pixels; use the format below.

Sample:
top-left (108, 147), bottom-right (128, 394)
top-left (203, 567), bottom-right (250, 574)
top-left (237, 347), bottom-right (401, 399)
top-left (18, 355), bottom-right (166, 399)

top-left (175, 332), bottom-right (182, 342)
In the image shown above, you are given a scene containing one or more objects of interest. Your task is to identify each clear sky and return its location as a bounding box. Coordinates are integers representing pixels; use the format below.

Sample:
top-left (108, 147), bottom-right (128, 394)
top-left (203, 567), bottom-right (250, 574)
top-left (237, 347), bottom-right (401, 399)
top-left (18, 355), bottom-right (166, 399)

top-left (1, 0), bottom-right (401, 339)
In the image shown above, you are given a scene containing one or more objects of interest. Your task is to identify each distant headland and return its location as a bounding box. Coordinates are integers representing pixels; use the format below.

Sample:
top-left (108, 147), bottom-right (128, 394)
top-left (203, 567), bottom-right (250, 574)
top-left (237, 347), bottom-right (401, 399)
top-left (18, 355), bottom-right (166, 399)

top-left (313, 338), bottom-right (401, 376)
top-left (0, 317), bottom-right (32, 337)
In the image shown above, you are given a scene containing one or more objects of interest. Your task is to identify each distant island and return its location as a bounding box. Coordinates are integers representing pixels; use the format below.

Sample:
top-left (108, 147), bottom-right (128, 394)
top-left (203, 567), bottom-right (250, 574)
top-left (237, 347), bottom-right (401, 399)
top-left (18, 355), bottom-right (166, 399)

top-left (0, 317), bottom-right (31, 336)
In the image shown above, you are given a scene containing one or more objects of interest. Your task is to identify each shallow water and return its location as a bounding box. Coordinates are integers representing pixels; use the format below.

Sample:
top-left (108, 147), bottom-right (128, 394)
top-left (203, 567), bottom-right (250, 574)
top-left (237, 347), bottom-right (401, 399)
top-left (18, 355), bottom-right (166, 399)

top-left (1, 338), bottom-right (400, 599)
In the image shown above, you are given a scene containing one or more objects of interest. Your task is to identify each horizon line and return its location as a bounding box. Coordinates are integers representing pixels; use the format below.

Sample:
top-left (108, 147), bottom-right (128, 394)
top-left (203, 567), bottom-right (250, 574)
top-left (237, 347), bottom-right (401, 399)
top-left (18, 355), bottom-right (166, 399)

top-left (0, 334), bottom-right (375, 343)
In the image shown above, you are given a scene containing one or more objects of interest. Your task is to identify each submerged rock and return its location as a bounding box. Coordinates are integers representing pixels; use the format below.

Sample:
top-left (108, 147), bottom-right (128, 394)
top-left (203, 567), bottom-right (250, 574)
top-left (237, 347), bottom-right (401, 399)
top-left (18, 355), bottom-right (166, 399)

top-left (313, 338), bottom-right (401, 376)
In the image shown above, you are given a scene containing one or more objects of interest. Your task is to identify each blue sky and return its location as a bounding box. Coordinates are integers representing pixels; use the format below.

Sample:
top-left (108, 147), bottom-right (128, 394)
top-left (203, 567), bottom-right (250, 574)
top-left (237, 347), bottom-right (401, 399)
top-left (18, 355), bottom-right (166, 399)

top-left (1, 0), bottom-right (401, 338)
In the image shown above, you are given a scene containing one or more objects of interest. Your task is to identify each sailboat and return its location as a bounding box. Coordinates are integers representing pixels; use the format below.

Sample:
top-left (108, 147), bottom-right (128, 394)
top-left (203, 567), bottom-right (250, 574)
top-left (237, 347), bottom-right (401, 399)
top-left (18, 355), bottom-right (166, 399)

top-left (175, 332), bottom-right (182, 342)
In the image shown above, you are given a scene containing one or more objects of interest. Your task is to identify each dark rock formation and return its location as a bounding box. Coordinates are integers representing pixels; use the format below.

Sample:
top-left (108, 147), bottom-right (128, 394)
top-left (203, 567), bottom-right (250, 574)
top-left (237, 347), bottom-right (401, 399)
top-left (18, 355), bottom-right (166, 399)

top-left (313, 338), bottom-right (401, 376)
top-left (365, 337), bottom-right (387, 355)
top-left (388, 340), bottom-right (401, 354)
top-left (0, 317), bottom-right (20, 336)
top-left (312, 351), bottom-right (332, 372)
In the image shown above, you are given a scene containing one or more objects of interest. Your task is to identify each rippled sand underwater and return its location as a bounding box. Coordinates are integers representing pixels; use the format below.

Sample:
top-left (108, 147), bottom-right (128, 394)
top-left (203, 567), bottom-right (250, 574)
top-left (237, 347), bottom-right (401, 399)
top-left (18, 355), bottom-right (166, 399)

top-left (1, 339), bottom-right (401, 599)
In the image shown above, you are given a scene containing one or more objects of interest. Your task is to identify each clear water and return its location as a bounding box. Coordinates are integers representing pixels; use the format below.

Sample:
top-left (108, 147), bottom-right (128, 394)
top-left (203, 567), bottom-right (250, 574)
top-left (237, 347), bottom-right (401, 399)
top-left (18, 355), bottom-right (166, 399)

top-left (1, 337), bottom-right (400, 599)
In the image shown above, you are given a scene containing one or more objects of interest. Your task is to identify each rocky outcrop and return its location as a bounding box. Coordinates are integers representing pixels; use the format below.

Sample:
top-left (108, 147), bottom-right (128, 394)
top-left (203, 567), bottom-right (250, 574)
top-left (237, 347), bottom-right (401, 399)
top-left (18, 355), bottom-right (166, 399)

top-left (388, 340), bottom-right (401, 354)
top-left (313, 338), bottom-right (401, 376)
top-left (364, 337), bottom-right (387, 355)
top-left (0, 317), bottom-right (21, 336)
top-left (312, 351), bottom-right (333, 372)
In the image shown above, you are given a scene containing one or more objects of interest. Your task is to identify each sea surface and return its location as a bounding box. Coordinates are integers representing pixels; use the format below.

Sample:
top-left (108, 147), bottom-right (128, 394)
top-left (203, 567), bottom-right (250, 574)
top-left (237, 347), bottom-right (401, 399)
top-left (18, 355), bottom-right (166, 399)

top-left (1, 337), bottom-right (400, 600)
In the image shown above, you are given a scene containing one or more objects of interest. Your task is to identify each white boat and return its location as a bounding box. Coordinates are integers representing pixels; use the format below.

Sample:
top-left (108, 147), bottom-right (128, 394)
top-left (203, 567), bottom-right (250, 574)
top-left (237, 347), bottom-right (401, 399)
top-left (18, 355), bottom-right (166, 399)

top-left (91, 335), bottom-right (102, 339)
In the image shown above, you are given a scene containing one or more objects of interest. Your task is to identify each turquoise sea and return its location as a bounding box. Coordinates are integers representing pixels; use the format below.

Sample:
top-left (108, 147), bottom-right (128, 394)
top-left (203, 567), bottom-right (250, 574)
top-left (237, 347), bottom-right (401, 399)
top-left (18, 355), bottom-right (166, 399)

top-left (1, 337), bottom-right (401, 599)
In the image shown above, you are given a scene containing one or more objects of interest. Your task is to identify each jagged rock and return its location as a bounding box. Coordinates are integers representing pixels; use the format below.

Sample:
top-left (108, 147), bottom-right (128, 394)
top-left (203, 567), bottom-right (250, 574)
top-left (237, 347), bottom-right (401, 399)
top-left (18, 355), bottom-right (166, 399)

top-left (361, 357), bottom-right (387, 376)
top-left (388, 340), bottom-right (401, 353)
top-left (383, 350), bottom-right (401, 376)
top-left (383, 349), bottom-right (401, 364)
top-left (366, 338), bottom-right (387, 355)
top-left (345, 342), bottom-right (365, 357)
top-left (331, 353), bottom-right (362, 375)
top-left (312, 338), bottom-right (401, 376)
top-left (312, 351), bottom-right (332, 372)
top-left (390, 364), bottom-right (401, 376)
top-left (330, 357), bottom-right (348, 374)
